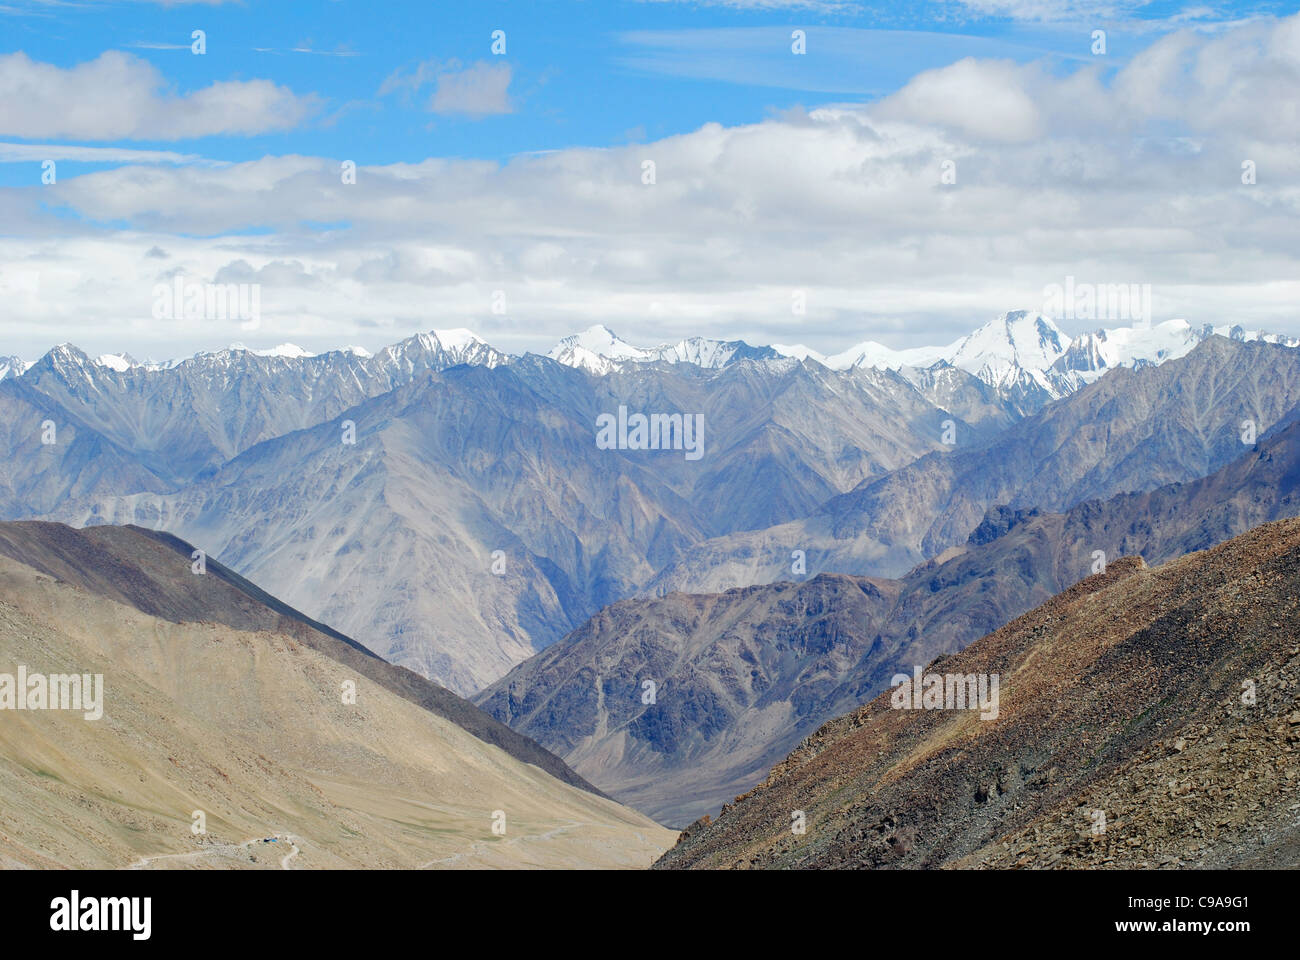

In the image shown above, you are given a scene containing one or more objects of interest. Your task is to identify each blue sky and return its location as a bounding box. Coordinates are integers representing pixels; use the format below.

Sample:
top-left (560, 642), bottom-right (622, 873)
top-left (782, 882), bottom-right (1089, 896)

top-left (3, 0), bottom-right (1284, 179)
top-left (1, 0), bottom-right (1299, 359)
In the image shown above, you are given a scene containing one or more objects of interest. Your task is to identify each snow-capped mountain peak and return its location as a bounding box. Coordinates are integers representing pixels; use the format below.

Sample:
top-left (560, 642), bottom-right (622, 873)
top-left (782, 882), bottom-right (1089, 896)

top-left (371, 328), bottom-right (508, 373)
top-left (542, 311), bottom-right (1299, 399)
top-left (1053, 319), bottom-right (1199, 380)
top-left (431, 328), bottom-right (486, 351)
top-left (548, 325), bottom-right (653, 373)
top-left (0, 355), bottom-right (31, 381)
top-left (946, 311), bottom-right (1069, 385)
top-left (819, 339), bottom-right (954, 372)
top-left (769, 343), bottom-right (828, 364)
top-left (12, 314), bottom-right (1299, 413)
top-left (777, 311), bottom-right (1067, 381)
top-left (548, 326), bottom-right (783, 373)
top-left (552, 324), bottom-right (639, 355)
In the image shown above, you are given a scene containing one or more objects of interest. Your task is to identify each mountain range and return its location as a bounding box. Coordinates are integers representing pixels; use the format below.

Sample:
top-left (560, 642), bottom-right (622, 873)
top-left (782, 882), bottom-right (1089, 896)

top-left (9, 310), bottom-right (1295, 403)
top-left (1, 314), bottom-right (1296, 699)
top-left (646, 336), bottom-right (1300, 596)
top-left (476, 412), bottom-right (1300, 825)
top-left (3, 305), bottom-right (1300, 856)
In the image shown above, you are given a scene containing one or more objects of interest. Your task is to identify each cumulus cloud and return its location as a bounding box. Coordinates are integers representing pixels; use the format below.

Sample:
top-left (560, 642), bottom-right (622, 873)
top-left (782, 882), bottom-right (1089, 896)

top-left (873, 58), bottom-right (1043, 141)
top-left (0, 51), bottom-right (318, 140)
top-left (875, 17), bottom-right (1300, 142)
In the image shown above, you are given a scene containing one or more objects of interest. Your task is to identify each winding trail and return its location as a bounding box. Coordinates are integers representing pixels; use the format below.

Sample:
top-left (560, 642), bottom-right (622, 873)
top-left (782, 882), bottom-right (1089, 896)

top-left (416, 820), bottom-right (583, 868)
top-left (128, 833), bottom-right (300, 870)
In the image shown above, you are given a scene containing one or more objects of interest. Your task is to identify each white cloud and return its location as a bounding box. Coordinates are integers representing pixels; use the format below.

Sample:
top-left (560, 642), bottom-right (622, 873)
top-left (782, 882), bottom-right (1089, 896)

top-left (641, 0), bottom-right (1176, 19)
top-left (954, 1), bottom-right (1149, 22)
top-left (639, 0), bottom-right (860, 9)
top-left (0, 51), bottom-right (318, 140)
top-left (379, 59), bottom-right (513, 117)
top-left (875, 16), bottom-right (1300, 142)
top-left (3, 14), bottom-right (1300, 359)
top-left (0, 142), bottom-right (206, 164)
top-left (430, 61), bottom-right (513, 116)
top-left (873, 57), bottom-right (1042, 140)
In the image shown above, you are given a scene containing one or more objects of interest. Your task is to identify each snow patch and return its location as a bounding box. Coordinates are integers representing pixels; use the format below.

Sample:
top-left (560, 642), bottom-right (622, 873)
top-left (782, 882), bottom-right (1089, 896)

top-left (432, 328), bottom-right (485, 351)
top-left (95, 353), bottom-right (134, 372)
top-left (253, 343), bottom-right (315, 359)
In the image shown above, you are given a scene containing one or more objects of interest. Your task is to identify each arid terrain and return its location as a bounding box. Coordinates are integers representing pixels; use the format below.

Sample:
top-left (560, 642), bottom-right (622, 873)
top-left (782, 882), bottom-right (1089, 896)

top-left (0, 524), bottom-right (673, 869)
top-left (656, 519), bottom-right (1300, 869)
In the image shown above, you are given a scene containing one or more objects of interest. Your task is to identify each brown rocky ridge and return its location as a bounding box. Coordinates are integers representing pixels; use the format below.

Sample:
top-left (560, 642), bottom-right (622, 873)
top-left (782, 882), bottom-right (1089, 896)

top-left (655, 517), bottom-right (1300, 869)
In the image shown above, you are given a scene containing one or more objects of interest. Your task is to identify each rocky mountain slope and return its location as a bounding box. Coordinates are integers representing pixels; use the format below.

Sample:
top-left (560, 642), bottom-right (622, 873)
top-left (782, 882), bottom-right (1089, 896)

top-left (0, 522), bottom-right (673, 868)
top-left (27, 357), bottom-right (974, 693)
top-left (13, 331), bottom-right (506, 486)
top-left (654, 517), bottom-right (1300, 869)
top-left (0, 520), bottom-right (595, 793)
top-left (4, 324), bottom-right (1297, 697)
top-left (0, 377), bottom-right (172, 517)
top-left (476, 574), bottom-right (896, 826)
top-left (480, 415), bottom-right (1300, 826)
top-left (648, 336), bottom-right (1300, 595)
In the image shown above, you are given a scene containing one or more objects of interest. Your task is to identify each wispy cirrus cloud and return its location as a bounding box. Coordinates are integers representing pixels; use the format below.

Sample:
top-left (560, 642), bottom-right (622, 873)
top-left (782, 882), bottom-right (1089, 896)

top-left (379, 59), bottom-right (513, 117)
top-left (641, 0), bottom-right (1273, 28)
top-left (616, 25), bottom-right (1096, 95)
top-left (6, 0), bottom-right (241, 7)
top-left (637, 0), bottom-right (863, 10)
top-left (951, 1), bottom-right (1278, 26)
top-left (954, 0), bottom-right (1149, 20)
top-left (255, 43), bottom-right (363, 57)
top-left (127, 40), bottom-right (362, 56)
top-left (0, 141), bottom-right (210, 164)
